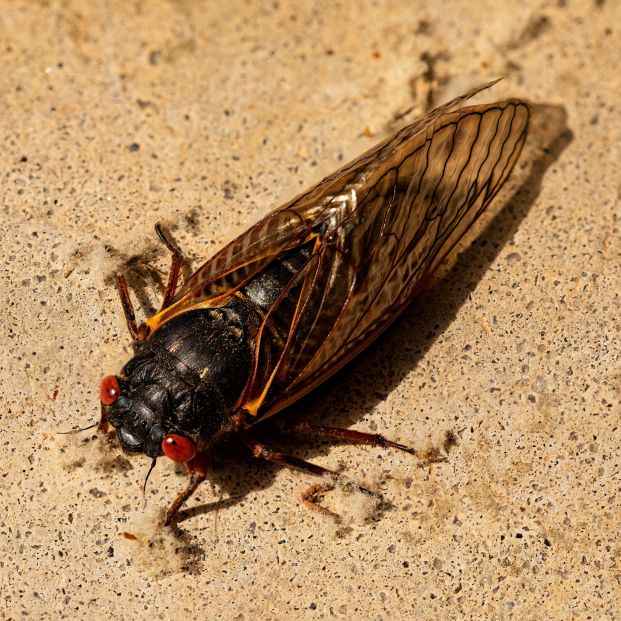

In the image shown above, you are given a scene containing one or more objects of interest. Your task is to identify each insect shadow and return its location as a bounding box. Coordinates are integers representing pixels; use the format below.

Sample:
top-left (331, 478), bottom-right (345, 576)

top-left (123, 102), bottom-right (573, 526)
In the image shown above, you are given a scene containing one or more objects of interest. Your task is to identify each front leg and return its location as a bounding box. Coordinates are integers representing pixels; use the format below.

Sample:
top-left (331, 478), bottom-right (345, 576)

top-left (163, 452), bottom-right (210, 526)
top-left (154, 223), bottom-right (184, 311)
top-left (115, 224), bottom-right (184, 342)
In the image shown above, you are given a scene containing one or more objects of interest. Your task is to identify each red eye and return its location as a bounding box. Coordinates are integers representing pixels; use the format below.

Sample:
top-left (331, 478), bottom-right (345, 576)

top-left (162, 434), bottom-right (197, 462)
top-left (100, 375), bottom-right (120, 405)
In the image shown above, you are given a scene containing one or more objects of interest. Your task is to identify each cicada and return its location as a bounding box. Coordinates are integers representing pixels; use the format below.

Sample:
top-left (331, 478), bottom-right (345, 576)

top-left (98, 80), bottom-right (529, 525)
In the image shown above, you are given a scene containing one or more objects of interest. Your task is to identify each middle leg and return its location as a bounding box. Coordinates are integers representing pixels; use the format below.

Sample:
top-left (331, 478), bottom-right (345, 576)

top-left (276, 420), bottom-right (416, 453)
top-left (239, 431), bottom-right (382, 520)
top-left (275, 420), bottom-right (447, 463)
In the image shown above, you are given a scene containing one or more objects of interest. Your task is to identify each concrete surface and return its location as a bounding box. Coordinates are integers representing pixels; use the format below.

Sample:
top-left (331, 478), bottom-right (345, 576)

top-left (1, 1), bottom-right (619, 619)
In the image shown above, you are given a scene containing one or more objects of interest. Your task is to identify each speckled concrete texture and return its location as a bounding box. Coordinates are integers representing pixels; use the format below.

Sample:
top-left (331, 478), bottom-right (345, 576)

top-left (1, 1), bottom-right (619, 619)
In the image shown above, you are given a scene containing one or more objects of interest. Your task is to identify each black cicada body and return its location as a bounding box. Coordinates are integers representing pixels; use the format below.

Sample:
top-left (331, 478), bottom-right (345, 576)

top-left (99, 80), bottom-right (529, 525)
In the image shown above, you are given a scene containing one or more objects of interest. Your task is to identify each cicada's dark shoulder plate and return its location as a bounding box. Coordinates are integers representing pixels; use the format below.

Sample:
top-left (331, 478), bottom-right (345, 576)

top-left (147, 81), bottom-right (529, 419)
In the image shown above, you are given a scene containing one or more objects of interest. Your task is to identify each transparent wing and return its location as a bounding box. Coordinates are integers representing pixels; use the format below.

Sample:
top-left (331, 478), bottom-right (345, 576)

top-left (255, 98), bottom-right (530, 417)
top-left (145, 83), bottom-right (529, 420)
top-left (147, 81), bottom-right (504, 331)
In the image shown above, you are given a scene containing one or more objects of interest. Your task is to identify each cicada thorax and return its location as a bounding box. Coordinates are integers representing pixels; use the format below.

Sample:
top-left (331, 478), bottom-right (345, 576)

top-left (106, 239), bottom-right (319, 457)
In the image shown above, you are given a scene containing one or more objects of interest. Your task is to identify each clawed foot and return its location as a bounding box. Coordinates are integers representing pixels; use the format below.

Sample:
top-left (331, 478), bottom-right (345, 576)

top-left (301, 479), bottom-right (383, 523)
top-left (418, 447), bottom-right (449, 464)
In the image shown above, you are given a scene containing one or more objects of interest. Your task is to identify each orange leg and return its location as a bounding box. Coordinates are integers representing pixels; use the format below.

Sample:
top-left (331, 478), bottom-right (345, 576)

top-left (154, 223), bottom-right (184, 311)
top-left (164, 452), bottom-right (210, 526)
top-left (276, 420), bottom-right (447, 463)
top-left (115, 224), bottom-right (184, 341)
top-left (276, 420), bottom-right (418, 455)
top-left (240, 432), bottom-right (382, 521)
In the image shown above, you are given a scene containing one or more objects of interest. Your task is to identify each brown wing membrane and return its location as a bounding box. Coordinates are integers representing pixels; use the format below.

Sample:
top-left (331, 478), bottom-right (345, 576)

top-left (146, 209), bottom-right (314, 331)
top-left (147, 80), bottom-right (503, 332)
top-left (146, 82), bottom-right (529, 420)
top-left (257, 99), bottom-right (529, 417)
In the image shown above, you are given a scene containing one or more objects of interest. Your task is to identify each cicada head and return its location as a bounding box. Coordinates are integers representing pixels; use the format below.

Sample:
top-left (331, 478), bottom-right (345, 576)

top-left (99, 358), bottom-right (229, 462)
top-left (99, 307), bottom-right (252, 462)
top-left (100, 371), bottom-right (170, 458)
